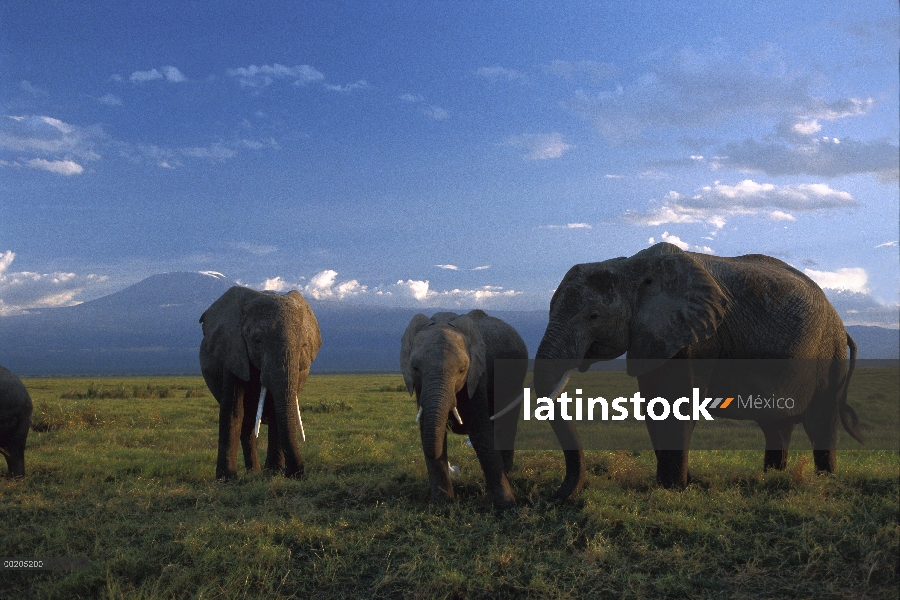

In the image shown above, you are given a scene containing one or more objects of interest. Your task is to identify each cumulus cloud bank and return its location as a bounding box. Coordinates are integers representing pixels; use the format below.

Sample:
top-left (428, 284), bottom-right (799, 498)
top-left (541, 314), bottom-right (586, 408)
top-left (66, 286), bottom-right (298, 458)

top-left (257, 270), bottom-right (520, 308)
top-left (0, 251), bottom-right (108, 315)
top-left (624, 179), bottom-right (855, 228)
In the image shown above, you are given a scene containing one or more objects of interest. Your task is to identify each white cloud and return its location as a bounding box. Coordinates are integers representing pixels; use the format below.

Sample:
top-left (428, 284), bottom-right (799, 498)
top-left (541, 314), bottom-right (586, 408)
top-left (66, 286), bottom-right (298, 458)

top-left (398, 95), bottom-right (449, 120)
top-left (649, 232), bottom-right (714, 254)
top-left (262, 276), bottom-right (288, 292)
top-left (325, 80), bottom-right (369, 93)
top-left (540, 223), bottom-right (592, 230)
top-left (25, 158), bottom-right (84, 175)
top-left (476, 66), bottom-right (527, 83)
top-left (130, 69), bottom-right (163, 82)
top-left (97, 93), bottom-right (122, 106)
top-left (804, 267), bottom-right (868, 293)
top-left (505, 133), bottom-right (572, 160)
top-left (396, 279), bottom-right (431, 301)
top-left (0, 251), bottom-right (14, 274)
top-left (130, 67), bottom-right (185, 83)
top-left (793, 119), bottom-right (821, 135)
top-left (436, 264), bottom-right (459, 270)
top-left (161, 66), bottom-right (186, 82)
top-left (471, 265), bottom-right (491, 271)
top-left (624, 179), bottom-right (855, 228)
top-left (227, 63), bottom-right (324, 87)
top-left (0, 251), bottom-right (109, 315)
top-left (768, 210), bottom-right (796, 221)
top-left (422, 106), bottom-right (449, 121)
top-left (0, 115), bottom-right (102, 163)
top-left (875, 241), bottom-right (898, 248)
top-left (393, 279), bottom-right (519, 305)
top-left (806, 97), bottom-right (875, 121)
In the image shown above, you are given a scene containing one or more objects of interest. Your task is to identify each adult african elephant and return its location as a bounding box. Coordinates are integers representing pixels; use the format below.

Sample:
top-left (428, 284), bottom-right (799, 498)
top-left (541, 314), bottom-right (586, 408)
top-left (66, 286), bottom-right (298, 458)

top-left (401, 310), bottom-right (527, 510)
top-left (200, 286), bottom-right (321, 480)
top-left (0, 365), bottom-right (33, 478)
top-left (534, 242), bottom-right (863, 499)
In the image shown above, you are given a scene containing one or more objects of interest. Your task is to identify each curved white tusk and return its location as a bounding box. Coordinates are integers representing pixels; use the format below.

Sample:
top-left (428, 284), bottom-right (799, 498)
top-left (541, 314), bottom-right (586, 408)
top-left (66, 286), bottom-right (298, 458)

top-left (490, 370), bottom-right (576, 420)
top-left (296, 395), bottom-right (305, 442)
top-left (451, 407), bottom-right (463, 425)
top-left (489, 379), bottom-right (532, 421)
top-left (547, 369), bottom-right (576, 402)
top-left (254, 386), bottom-right (267, 438)
top-left (415, 405), bottom-right (423, 423)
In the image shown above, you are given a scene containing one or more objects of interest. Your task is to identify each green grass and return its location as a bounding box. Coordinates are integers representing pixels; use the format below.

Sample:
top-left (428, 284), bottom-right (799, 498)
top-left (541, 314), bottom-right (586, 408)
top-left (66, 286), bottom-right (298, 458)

top-left (1, 373), bottom-right (898, 599)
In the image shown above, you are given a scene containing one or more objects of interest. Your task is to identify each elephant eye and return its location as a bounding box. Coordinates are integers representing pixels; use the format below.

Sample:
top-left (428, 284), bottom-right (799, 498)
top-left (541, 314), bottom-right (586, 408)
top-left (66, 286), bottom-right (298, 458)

top-left (589, 312), bottom-right (600, 320)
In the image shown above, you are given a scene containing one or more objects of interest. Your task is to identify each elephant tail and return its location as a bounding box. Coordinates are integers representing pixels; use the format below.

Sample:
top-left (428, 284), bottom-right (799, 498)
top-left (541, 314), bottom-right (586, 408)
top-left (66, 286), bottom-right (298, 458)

top-left (839, 333), bottom-right (864, 444)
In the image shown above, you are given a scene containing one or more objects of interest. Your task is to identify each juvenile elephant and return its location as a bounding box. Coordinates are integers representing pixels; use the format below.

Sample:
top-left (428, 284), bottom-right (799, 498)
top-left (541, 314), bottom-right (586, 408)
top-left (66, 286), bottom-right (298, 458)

top-left (534, 242), bottom-right (863, 499)
top-left (200, 286), bottom-right (321, 480)
top-left (401, 310), bottom-right (527, 510)
top-left (0, 365), bottom-right (33, 478)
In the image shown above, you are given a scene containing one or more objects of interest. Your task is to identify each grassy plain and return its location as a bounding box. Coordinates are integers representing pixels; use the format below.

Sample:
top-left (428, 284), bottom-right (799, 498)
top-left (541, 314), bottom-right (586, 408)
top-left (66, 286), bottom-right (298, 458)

top-left (1, 372), bottom-right (898, 599)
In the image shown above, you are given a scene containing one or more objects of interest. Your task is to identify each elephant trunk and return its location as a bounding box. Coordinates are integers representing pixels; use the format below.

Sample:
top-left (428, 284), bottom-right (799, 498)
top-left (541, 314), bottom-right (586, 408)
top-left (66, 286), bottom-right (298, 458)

top-left (534, 320), bottom-right (586, 501)
top-left (419, 376), bottom-right (457, 460)
top-left (262, 348), bottom-right (306, 477)
top-left (534, 321), bottom-right (580, 397)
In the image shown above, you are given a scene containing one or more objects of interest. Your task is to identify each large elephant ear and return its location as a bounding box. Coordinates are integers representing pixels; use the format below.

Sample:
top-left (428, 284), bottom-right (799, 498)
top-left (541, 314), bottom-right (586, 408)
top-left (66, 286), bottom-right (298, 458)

top-left (400, 314), bottom-right (432, 396)
top-left (284, 290), bottom-right (323, 365)
top-left (199, 286), bottom-right (254, 381)
top-left (627, 251), bottom-right (728, 376)
top-left (451, 314), bottom-right (487, 399)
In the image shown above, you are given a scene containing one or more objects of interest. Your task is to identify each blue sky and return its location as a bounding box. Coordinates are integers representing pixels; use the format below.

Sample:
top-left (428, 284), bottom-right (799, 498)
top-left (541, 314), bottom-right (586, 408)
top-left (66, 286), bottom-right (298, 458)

top-left (1, 2), bottom-right (898, 326)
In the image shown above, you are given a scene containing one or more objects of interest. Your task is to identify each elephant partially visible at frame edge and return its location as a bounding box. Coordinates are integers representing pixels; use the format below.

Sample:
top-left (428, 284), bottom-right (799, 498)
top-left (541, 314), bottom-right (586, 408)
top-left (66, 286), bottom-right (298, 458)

top-left (199, 286), bottom-right (321, 480)
top-left (533, 242), bottom-right (863, 501)
top-left (0, 365), bottom-right (32, 478)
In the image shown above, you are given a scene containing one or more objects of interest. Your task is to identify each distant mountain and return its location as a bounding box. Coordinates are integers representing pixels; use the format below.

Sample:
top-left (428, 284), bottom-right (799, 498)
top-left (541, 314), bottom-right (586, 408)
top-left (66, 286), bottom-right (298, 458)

top-left (0, 272), bottom-right (896, 376)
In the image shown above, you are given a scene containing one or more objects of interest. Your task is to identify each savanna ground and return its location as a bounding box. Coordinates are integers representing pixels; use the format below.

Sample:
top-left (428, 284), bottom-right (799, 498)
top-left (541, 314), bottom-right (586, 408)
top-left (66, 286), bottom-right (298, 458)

top-left (1, 371), bottom-right (898, 599)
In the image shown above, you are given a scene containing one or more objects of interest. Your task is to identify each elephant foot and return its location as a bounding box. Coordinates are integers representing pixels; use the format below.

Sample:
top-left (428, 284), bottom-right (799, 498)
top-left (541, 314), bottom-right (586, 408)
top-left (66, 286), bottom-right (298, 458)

top-left (763, 449), bottom-right (789, 471)
top-left (549, 474), bottom-right (585, 503)
top-left (283, 464), bottom-right (305, 479)
top-left (812, 449), bottom-right (836, 473)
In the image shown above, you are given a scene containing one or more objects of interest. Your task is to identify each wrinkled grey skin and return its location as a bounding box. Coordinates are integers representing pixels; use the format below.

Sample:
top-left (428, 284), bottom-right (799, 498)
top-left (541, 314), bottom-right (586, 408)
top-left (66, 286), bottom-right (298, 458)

top-left (0, 365), bottom-right (33, 478)
top-left (401, 310), bottom-right (527, 510)
top-left (200, 287), bottom-right (321, 480)
top-left (535, 243), bottom-right (863, 499)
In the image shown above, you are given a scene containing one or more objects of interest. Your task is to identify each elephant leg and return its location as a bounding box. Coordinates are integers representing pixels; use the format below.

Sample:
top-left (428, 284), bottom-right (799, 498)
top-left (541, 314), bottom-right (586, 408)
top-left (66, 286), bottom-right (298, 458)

top-left (501, 449), bottom-right (514, 476)
top-left (1, 419), bottom-right (29, 478)
top-left (639, 368), bottom-right (697, 489)
top-left (757, 419), bottom-right (794, 471)
top-left (468, 429), bottom-right (516, 511)
top-left (421, 424), bottom-right (454, 504)
top-left (800, 390), bottom-right (840, 473)
top-left (547, 416), bottom-right (586, 501)
top-left (802, 404), bottom-right (839, 473)
top-left (239, 390), bottom-right (261, 473)
top-left (216, 372), bottom-right (245, 480)
top-left (645, 418), bottom-right (694, 488)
